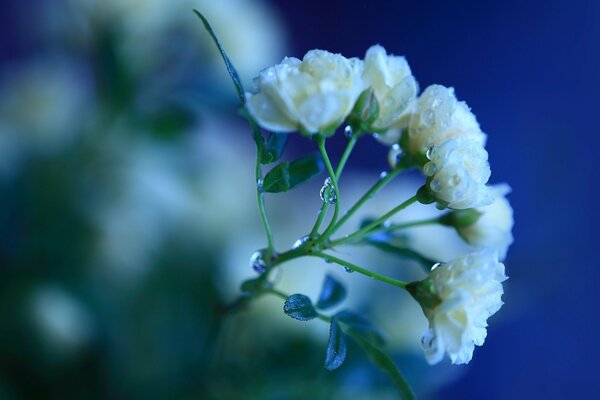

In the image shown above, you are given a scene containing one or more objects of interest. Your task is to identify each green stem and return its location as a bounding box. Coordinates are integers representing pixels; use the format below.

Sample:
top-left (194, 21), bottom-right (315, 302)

top-left (308, 134), bottom-right (359, 239)
top-left (310, 251), bottom-right (408, 289)
top-left (327, 166), bottom-right (405, 238)
top-left (377, 217), bottom-right (441, 233)
top-left (256, 156), bottom-right (274, 253)
top-left (335, 135), bottom-right (358, 179)
top-left (329, 195), bottom-right (418, 247)
top-left (316, 136), bottom-right (341, 240)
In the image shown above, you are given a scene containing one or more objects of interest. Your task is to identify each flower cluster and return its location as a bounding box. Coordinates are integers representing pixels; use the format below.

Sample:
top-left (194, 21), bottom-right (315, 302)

top-left (242, 43), bottom-right (513, 367)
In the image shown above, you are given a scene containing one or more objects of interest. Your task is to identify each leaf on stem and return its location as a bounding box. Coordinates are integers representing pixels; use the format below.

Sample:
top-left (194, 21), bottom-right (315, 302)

top-left (346, 330), bottom-right (416, 400)
top-left (316, 275), bottom-right (347, 310)
top-left (364, 239), bottom-right (436, 272)
top-left (194, 10), bottom-right (267, 154)
top-left (283, 294), bottom-right (318, 321)
top-left (261, 132), bottom-right (289, 164)
top-left (325, 319), bottom-right (347, 370)
top-left (335, 310), bottom-right (385, 346)
top-left (262, 154), bottom-right (324, 193)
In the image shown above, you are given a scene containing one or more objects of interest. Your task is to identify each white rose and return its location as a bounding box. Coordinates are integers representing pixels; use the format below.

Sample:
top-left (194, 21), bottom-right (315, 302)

top-left (408, 85), bottom-right (486, 154)
top-left (419, 249), bottom-right (507, 365)
top-left (423, 137), bottom-right (493, 209)
top-left (362, 45), bottom-right (417, 143)
top-left (458, 184), bottom-right (514, 260)
top-left (246, 50), bottom-right (364, 135)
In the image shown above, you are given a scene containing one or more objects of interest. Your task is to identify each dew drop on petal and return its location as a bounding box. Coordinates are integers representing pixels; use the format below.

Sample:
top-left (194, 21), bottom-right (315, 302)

top-left (425, 146), bottom-right (434, 160)
top-left (430, 178), bottom-right (442, 192)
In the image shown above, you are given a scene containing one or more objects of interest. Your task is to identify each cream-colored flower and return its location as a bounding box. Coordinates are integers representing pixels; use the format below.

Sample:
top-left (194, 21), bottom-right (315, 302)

top-left (419, 249), bottom-right (507, 365)
top-left (458, 184), bottom-right (514, 260)
top-left (362, 45), bottom-right (417, 143)
top-left (424, 137), bottom-right (493, 209)
top-left (246, 50), bottom-right (364, 134)
top-left (408, 85), bottom-right (486, 155)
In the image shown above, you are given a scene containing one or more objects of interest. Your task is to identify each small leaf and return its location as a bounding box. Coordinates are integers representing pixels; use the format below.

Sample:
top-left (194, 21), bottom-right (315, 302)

top-left (346, 331), bottom-right (416, 400)
top-left (325, 319), bottom-right (347, 370)
top-left (364, 239), bottom-right (436, 272)
top-left (262, 154), bottom-right (324, 193)
top-left (335, 310), bottom-right (385, 345)
top-left (260, 132), bottom-right (289, 164)
top-left (195, 10), bottom-right (267, 155)
top-left (283, 294), bottom-right (317, 321)
top-left (316, 275), bottom-right (346, 310)
top-left (193, 10), bottom-right (245, 105)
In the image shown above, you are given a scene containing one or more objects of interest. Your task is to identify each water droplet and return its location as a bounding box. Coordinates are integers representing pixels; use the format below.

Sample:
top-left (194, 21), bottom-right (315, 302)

top-left (423, 162), bottom-right (437, 176)
top-left (431, 262), bottom-right (441, 271)
top-left (257, 178), bottom-right (264, 190)
top-left (429, 179), bottom-right (442, 192)
top-left (325, 258), bottom-right (333, 264)
top-left (292, 235), bottom-right (310, 250)
top-left (383, 220), bottom-right (392, 228)
top-left (372, 133), bottom-right (380, 140)
top-left (435, 202), bottom-right (446, 210)
top-left (319, 177), bottom-right (337, 204)
top-left (344, 125), bottom-right (353, 138)
top-left (344, 267), bottom-right (354, 273)
top-left (423, 109), bottom-right (435, 126)
top-left (425, 146), bottom-right (434, 160)
top-left (250, 249), bottom-right (268, 274)
top-left (387, 144), bottom-right (403, 168)
top-left (379, 171), bottom-right (388, 179)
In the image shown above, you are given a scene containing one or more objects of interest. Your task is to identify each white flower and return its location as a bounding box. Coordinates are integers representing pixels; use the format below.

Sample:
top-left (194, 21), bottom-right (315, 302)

top-left (458, 184), bottom-right (514, 260)
top-left (246, 50), bottom-right (364, 134)
top-left (423, 137), bottom-right (493, 209)
top-left (408, 85), bottom-right (486, 154)
top-left (419, 249), bottom-right (507, 365)
top-left (362, 45), bottom-right (417, 143)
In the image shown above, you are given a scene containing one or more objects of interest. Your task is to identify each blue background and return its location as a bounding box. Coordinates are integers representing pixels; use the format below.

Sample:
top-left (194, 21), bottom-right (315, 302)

top-left (265, 0), bottom-right (599, 397)
top-left (1, 0), bottom-right (598, 398)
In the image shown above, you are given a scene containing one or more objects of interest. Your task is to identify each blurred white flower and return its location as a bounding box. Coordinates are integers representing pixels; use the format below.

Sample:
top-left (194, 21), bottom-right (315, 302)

top-left (408, 85), bottom-right (486, 155)
top-left (0, 59), bottom-right (92, 177)
top-left (246, 50), bottom-right (364, 134)
top-left (51, 0), bottom-right (287, 86)
top-left (362, 45), bottom-right (417, 143)
top-left (418, 249), bottom-right (507, 365)
top-left (30, 285), bottom-right (95, 353)
top-left (424, 137), bottom-right (493, 209)
top-left (458, 184), bottom-right (514, 260)
top-left (93, 116), bottom-right (256, 284)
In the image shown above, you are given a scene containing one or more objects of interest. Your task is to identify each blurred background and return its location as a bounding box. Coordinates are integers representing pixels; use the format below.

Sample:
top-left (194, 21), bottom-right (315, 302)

top-left (0, 0), bottom-right (598, 398)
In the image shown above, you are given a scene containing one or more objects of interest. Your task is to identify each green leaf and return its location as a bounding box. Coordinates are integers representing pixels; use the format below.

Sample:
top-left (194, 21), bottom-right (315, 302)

top-left (324, 319), bottom-right (347, 370)
top-left (364, 239), bottom-right (436, 272)
top-left (260, 132), bottom-right (289, 164)
top-left (346, 331), bottom-right (416, 400)
top-left (316, 275), bottom-right (346, 310)
top-left (283, 294), bottom-right (317, 321)
top-left (262, 154), bottom-right (324, 193)
top-left (193, 10), bottom-right (245, 105)
top-left (194, 10), bottom-right (267, 155)
top-left (335, 310), bottom-right (385, 346)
